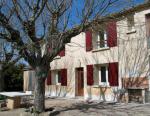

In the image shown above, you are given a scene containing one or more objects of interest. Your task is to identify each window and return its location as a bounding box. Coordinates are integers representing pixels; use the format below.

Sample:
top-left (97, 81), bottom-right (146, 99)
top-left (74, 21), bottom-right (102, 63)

top-left (93, 30), bottom-right (107, 49)
top-left (99, 66), bottom-right (109, 86)
top-left (101, 66), bottom-right (107, 82)
top-left (146, 13), bottom-right (150, 36)
top-left (94, 65), bottom-right (109, 86)
top-left (56, 70), bottom-right (61, 84)
top-left (127, 14), bottom-right (135, 31)
top-left (146, 13), bottom-right (150, 48)
top-left (52, 70), bottom-right (61, 85)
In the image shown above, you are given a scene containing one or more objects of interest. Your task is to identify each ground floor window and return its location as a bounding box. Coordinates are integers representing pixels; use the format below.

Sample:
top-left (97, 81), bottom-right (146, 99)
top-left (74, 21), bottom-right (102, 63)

top-left (52, 70), bottom-right (61, 85)
top-left (94, 65), bottom-right (109, 86)
top-left (51, 69), bottom-right (67, 86)
top-left (56, 70), bottom-right (61, 84)
top-left (101, 66), bottom-right (107, 82)
top-left (87, 62), bottom-right (118, 86)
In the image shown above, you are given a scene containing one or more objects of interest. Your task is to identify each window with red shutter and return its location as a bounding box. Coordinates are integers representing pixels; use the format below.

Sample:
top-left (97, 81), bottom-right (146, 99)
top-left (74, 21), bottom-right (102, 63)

top-left (47, 71), bottom-right (51, 85)
top-left (94, 65), bottom-right (109, 86)
top-left (59, 49), bottom-right (65, 57)
top-left (85, 31), bottom-right (93, 51)
top-left (93, 30), bottom-right (108, 50)
top-left (87, 65), bottom-right (94, 85)
top-left (108, 62), bottom-right (118, 86)
top-left (106, 21), bottom-right (117, 47)
top-left (60, 69), bottom-right (67, 86)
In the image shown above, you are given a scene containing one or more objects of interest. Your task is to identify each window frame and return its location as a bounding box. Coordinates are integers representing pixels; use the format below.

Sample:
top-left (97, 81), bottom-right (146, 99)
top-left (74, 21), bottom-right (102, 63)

top-left (146, 13), bottom-right (150, 49)
top-left (52, 70), bottom-right (61, 85)
top-left (93, 64), bottom-right (109, 86)
top-left (93, 30), bottom-right (108, 50)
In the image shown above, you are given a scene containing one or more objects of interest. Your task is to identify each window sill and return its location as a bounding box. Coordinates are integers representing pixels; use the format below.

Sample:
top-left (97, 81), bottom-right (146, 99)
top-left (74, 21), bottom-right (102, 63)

top-left (54, 56), bottom-right (61, 60)
top-left (126, 29), bottom-right (136, 34)
top-left (92, 85), bottom-right (110, 88)
top-left (92, 47), bottom-right (110, 52)
top-left (56, 83), bottom-right (61, 86)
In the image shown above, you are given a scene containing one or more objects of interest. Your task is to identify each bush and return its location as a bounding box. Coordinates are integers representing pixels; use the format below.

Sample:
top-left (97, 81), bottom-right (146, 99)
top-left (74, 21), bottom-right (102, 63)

top-left (0, 95), bottom-right (6, 100)
top-left (2, 63), bottom-right (25, 91)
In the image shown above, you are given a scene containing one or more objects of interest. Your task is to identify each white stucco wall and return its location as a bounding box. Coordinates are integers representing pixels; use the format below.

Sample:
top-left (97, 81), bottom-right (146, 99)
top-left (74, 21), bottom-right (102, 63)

top-left (117, 9), bottom-right (150, 90)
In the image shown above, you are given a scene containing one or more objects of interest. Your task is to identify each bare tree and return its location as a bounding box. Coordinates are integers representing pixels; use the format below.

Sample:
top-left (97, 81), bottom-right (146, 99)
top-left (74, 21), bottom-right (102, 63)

top-left (0, 0), bottom-right (137, 113)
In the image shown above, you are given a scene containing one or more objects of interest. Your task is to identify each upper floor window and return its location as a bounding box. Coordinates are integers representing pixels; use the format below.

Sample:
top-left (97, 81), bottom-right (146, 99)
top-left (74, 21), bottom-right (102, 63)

top-left (93, 30), bottom-right (107, 50)
top-left (146, 13), bottom-right (150, 36)
top-left (85, 21), bottom-right (117, 52)
top-left (127, 14), bottom-right (135, 32)
top-left (98, 31), bottom-right (107, 48)
top-left (146, 13), bottom-right (150, 48)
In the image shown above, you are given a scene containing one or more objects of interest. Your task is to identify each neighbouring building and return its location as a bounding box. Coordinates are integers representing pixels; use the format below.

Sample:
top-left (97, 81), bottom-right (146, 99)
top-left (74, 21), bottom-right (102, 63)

top-left (24, 2), bottom-right (150, 103)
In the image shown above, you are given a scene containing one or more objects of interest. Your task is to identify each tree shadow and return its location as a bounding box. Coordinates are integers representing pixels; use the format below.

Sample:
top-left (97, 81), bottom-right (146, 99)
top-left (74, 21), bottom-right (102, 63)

top-left (49, 102), bottom-right (116, 116)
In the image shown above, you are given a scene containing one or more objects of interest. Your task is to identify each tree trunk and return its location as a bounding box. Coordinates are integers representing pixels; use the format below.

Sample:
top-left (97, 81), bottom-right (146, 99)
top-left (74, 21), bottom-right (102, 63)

top-left (34, 68), bottom-right (46, 113)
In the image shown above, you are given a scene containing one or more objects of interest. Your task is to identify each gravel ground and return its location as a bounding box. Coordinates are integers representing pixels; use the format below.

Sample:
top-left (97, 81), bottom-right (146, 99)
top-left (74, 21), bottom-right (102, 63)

top-left (0, 98), bottom-right (150, 116)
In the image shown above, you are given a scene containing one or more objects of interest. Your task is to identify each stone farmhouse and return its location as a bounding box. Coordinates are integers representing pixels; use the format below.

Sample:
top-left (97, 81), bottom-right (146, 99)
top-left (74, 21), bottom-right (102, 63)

top-left (24, 2), bottom-right (150, 103)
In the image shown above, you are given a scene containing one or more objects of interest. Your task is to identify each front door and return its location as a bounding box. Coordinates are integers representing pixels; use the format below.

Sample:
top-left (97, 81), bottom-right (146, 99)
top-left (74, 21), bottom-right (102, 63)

top-left (76, 68), bottom-right (84, 96)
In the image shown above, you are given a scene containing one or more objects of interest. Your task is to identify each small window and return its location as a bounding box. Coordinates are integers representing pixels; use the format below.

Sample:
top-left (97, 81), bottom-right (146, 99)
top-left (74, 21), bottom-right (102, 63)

top-left (146, 13), bottom-right (150, 48)
top-left (56, 70), bottom-right (61, 84)
top-left (101, 66), bottom-right (106, 82)
top-left (94, 30), bottom-right (107, 49)
top-left (52, 70), bottom-right (61, 85)
top-left (127, 14), bottom-right (135, 31)
top-left (94, 65), bottom-right (109, 86)
top-left (146, 13), bottom-right (150, 37)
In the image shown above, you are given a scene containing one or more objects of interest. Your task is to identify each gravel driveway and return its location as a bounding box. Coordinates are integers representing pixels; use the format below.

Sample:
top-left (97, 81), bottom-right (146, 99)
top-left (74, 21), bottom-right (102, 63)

top-left (0, 98), bottom-right (150, 116)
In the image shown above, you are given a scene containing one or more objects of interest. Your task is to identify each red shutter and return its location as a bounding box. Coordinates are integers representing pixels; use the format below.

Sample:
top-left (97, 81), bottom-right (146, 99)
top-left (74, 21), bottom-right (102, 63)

top-left (107, 21), bottom-right (117, 47)
top-left (59, 49), bottom-right (65, 57)
top-left (85, 31), bottom-right (92, 51)
top-left (47, 71), bottom-right (51, 85)
top-left (61, 69), bottom-right (67, 86)
top-left (108, 62), bottom-right (118, 86)
top-left (87, 65), bottom-right (94, 85)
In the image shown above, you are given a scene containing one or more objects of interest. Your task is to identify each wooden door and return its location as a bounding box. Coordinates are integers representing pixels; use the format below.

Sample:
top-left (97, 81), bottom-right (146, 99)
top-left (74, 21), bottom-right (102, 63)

top-left (76, 68), bottom-right (84, 96)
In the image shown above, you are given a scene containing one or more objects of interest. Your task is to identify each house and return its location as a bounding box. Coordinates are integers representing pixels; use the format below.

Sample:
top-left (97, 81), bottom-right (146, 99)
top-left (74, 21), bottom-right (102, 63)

top-left (24, 2), bottom-right (150, 103)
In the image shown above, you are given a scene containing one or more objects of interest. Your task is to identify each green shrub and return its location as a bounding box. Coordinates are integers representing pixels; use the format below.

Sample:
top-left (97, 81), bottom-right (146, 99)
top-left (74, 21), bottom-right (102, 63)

top-left (0, 95), bottom-right (6, 100)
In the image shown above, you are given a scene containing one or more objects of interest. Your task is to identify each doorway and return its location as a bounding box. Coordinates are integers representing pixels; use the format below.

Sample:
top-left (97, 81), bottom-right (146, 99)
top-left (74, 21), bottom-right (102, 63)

top-left (76, 68), bottom-right (84, 96)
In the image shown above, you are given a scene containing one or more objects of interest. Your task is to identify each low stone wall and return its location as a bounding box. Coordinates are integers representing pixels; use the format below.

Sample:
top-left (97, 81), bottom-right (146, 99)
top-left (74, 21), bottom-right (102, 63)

top-left (122, 77), bottom-right (149, 89)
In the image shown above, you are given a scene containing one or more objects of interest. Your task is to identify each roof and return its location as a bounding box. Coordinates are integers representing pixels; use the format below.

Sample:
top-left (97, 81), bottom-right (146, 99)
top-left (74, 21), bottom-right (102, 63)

top-left (97, 1), bottom-right (150, 23)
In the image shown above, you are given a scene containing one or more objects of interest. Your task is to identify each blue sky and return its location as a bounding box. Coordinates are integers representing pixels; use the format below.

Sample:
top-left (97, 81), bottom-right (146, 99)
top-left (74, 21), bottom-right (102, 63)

top-left (0, 0), bottom-right (147, 65)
